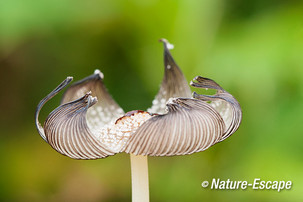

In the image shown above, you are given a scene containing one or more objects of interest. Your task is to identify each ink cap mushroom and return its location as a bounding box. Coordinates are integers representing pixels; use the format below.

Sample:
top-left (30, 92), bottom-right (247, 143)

top-left (35, 39), bottom-right (242, 201)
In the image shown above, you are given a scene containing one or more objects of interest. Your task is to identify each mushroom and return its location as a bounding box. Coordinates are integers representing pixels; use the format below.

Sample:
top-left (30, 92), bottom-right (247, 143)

top-left (35, 39), bottom-right (242, 202)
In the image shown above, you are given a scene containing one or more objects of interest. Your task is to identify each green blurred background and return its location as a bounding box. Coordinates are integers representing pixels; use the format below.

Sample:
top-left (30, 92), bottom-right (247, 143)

top-left (1, 0), bottom-right (303, 201)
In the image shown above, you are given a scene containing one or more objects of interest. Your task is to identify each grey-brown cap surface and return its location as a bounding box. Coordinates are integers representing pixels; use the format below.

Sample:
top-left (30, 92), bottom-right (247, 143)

top-left (35, 39), bottom-right (242, 159)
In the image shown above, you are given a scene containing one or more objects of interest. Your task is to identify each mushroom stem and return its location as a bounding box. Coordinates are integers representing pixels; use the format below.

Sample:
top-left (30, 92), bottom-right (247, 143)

top-left (130, 154), bottom-right (150, 202)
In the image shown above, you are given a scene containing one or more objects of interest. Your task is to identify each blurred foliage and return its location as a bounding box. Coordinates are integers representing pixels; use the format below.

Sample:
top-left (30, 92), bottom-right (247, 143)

top-left (0, 0), bottom-right (303, 201)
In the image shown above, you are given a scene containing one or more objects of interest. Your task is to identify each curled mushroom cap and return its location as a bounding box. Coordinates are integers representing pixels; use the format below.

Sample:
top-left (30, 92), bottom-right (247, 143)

top-left (35, 39), bottom-right (242, 159)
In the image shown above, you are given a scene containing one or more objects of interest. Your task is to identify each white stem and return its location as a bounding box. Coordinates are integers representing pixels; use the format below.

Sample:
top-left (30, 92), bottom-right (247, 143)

top-left (130, 154), bottom-right (150, 202)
